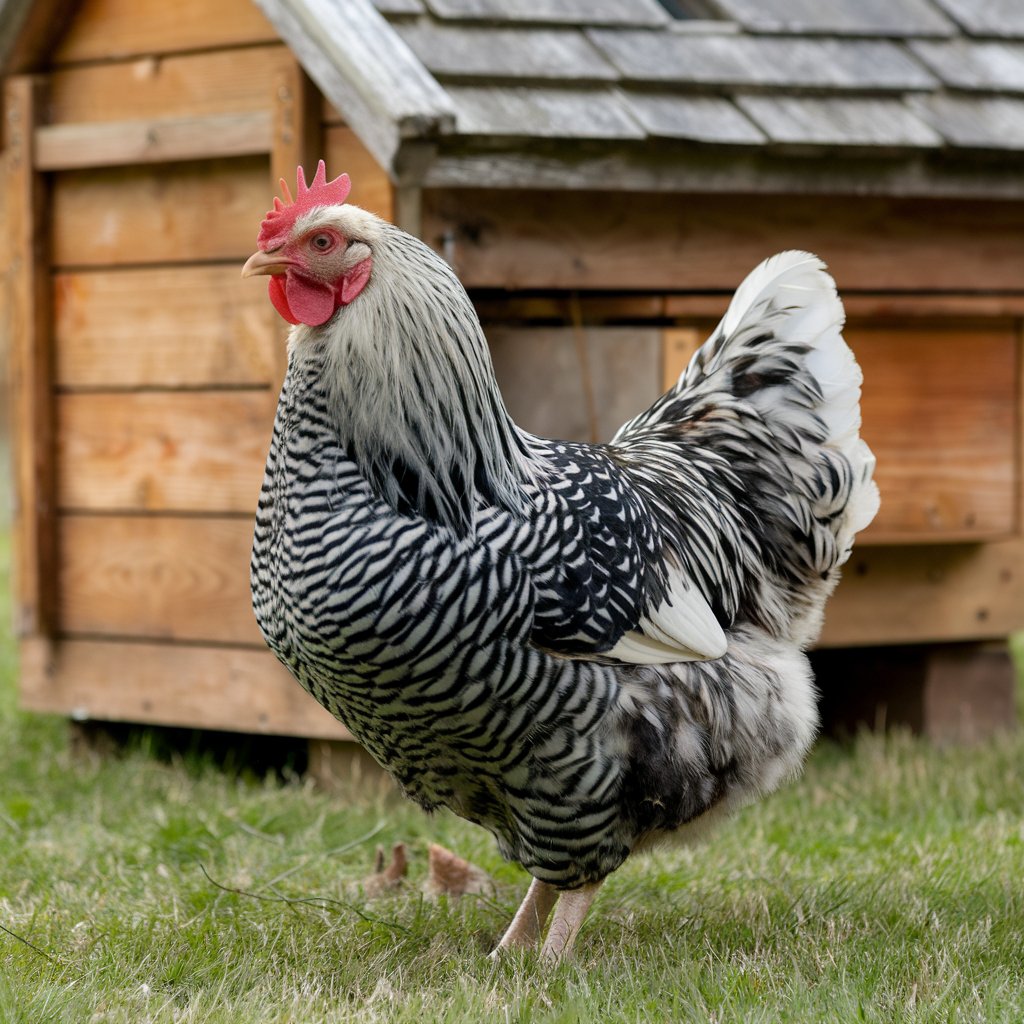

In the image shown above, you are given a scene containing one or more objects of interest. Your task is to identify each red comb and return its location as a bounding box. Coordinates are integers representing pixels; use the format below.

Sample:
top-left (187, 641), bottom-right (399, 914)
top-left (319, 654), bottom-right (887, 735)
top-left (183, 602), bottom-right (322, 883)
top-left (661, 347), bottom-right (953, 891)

top-left (257, 161), bottom-right (352, 250)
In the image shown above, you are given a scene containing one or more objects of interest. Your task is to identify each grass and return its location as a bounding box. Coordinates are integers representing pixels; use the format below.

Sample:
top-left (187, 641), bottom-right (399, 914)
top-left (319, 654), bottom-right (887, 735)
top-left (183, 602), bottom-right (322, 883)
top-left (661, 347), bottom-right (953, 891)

top-left (2, 525), bottom-right (1024, 1024)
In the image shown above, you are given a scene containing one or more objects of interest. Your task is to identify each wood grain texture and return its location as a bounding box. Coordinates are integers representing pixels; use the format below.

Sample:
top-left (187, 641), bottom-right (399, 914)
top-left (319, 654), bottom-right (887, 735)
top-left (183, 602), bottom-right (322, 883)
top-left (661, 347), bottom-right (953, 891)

top-left (53, 266), bottom-right (282, 388)
top-left (47, 45), bottom-right (292, 124)
top-left (712, 0), bottom-right (955, 36)
top-left (51, 158), bottom-right (268, 268)
top-left (51, 0), bottom-right (278, 64)
top-left (35, 112), bottom-right (272, 171)
top-left (20, 638), bottom-right (351, 740)
top-left (59, 516), bottom-right (261, 645)
top-left (5, 76), bottom-right (56, 637)
top-left (820, 541), bottom-right (1024, 647)
top-left (424, 190), bottom-right (1024, 292)
top-left (324, 125), bottom-right (394, 221)
top-left (852, 325), bottom-right (1017, 543)
top-left (489, 326), bottom-right (660, 442)
top-left (661, 327), bottom-right (702, 390)
top-left (57, 392), bottom-right (271, 513)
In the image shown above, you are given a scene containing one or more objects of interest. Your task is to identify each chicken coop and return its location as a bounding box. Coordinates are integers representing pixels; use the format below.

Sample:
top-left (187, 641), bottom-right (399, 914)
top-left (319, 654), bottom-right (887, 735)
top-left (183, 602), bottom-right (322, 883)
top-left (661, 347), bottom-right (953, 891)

top-left (1, 0), bottom-right (1022, 751)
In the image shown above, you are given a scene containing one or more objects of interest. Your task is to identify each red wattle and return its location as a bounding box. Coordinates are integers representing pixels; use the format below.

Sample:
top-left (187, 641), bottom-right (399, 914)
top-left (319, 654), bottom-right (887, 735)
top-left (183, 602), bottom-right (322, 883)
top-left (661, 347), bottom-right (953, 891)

top-left (284, 275), bottom-right (337, 326)
top-left (268, 276), bottom-right (300, 325)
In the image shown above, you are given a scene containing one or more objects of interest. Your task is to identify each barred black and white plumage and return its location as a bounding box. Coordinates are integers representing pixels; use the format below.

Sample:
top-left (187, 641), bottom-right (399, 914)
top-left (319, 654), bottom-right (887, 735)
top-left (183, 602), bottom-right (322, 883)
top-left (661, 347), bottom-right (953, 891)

top-left (245, 176), bottom-right (879, 960)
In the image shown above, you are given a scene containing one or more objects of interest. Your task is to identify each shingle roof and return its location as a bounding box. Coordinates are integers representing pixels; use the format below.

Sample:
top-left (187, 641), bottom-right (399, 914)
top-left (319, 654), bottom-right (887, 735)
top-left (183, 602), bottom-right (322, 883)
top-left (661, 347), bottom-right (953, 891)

top-left (4, 0), bottom-right (1023, 197)
top-left (321, 0), bottom-right (1024, 195)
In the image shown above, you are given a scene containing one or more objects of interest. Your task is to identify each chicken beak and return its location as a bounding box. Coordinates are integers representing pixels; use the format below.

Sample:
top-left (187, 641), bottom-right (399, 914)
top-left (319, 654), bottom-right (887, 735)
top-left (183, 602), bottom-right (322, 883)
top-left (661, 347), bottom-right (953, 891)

top-left (241, 249), bottom-right (292, 278)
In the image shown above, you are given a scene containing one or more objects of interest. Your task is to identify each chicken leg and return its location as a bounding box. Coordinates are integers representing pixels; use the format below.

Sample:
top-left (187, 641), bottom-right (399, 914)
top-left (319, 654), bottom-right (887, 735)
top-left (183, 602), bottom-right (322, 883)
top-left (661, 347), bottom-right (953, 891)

top-left (491, 877), bottom-right (558, 954)
top-left (539, 879), bottom-right (604, 962)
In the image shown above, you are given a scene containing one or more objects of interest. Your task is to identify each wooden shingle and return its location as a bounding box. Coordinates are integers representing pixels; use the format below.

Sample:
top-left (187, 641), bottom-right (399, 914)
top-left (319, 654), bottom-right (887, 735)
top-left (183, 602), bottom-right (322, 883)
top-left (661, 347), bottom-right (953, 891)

top-left (710, 0), bottom-right (955, 37)
top-left (446, 85), bottom-right (644, 139)
top-left (425, 0), bottom-right (668, 27)
top-left (737, 95), bottom-right (941, 147)
top-left (932, 0), bottom-right (1024, 38)
top-left (910, 94), bottom-right (1024, 148)
top-left (623, 92), bottom-right (764, 144)
top-left (588, 31), bottom-right (936, 90)
top-left (911, 40), bottom-right (1024, 93)
top-left (394, 22), bottom-right (618, 82)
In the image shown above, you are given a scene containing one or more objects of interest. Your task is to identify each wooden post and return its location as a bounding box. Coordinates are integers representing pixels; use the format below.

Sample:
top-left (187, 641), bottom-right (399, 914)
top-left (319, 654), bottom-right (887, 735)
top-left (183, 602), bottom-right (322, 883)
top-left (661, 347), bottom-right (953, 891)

top-left (5, 75), bottom-right (56, 641)
top-left (268, 58), bottom-right (320, 390)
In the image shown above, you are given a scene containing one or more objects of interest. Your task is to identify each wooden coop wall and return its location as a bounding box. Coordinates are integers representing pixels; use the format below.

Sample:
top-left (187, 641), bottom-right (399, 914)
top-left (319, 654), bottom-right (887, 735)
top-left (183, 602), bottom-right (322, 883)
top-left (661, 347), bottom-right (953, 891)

top-left (425, 189), bottom-right (1024, 653)
top-left (6, 0), bottom-right (394, 740)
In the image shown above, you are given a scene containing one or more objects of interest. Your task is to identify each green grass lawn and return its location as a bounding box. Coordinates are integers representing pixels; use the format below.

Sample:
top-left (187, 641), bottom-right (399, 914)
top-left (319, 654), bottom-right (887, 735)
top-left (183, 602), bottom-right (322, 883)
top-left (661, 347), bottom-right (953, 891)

top-left (2, 524), bottom-right (1024, 1024)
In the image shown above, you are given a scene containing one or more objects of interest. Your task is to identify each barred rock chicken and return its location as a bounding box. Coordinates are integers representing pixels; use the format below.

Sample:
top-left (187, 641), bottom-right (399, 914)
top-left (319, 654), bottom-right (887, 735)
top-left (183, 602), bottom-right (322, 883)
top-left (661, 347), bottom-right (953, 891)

top-left (244, 163), bottom-right (879, 961)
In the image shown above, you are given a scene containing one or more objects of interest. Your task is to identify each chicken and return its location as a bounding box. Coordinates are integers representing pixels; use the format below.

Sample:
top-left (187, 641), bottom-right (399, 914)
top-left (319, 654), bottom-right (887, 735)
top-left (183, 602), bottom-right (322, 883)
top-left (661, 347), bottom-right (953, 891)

top-left (243, 163), bottom-right (880, 961)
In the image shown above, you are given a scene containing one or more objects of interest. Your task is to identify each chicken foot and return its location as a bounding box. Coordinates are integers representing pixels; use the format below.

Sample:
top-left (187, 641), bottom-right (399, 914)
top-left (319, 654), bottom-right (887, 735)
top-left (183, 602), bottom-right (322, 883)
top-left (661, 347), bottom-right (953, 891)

top-left (539, 880), bottom-right (604, 962)
top-left (491, 877), bottom-right (558, 954)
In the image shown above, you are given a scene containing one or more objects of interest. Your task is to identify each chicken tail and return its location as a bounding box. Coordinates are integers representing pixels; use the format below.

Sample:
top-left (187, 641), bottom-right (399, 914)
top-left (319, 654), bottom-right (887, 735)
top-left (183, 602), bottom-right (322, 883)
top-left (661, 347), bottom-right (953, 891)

top-left (613, 251), bottom-right (879, 648)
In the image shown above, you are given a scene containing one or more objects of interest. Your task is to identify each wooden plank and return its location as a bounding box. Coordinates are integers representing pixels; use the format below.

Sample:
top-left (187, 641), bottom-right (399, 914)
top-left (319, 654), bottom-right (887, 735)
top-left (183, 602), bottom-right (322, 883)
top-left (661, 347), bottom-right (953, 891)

top-left (20, 637), bottom-right (352, 740)
top-left (57, 392), bottom-right (271, 513)
top-left (737, 96), bottom-right (940, 148)
top-left (661, 327), bottom-right (702, 390)
top-left (0, 0), bottom-right (78, 77)
top-left (6, 76), bottom-right (56, 638)
top-left (476, 293), bottom-right (666, 324)
top-left (589, 31), bottom-right (936, 90)
top-left (53, 266), bottom-right (280, 389)
top-left (47, 45), bottom-right (292, 125)
top-left (853, 326), bottom-right (1016, 543)
top-left (51, 0), bottom-right (278, 64)
top-left (324, 125), bottom-right (394, 222)
top-left (60, 515), bottom-right (261, 645)
top-left (423, 190), bottom-right (1024, 292)
top-left (489, 326), bottom-right (660, 442)
top-left (51, 157), bottom-right (268, 268)
top-left (820, 541), bottom-right (1024, 647)
top-left (711, 0), bottom-right (955, 36)
top-left (666, 294), bottom-right (1024, 319)
top-left (35, 112), bottom-right (272, 171)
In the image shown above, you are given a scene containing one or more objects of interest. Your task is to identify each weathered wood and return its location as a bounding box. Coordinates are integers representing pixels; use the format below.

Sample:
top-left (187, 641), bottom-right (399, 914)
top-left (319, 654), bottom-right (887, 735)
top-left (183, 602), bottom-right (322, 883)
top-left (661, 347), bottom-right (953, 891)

top-left (737, 95), bottom-right (940, 148)
top-left (53, 266), bottom-right (279, 389)
top-left (60, 516), bottom-right (261, 645)
top-left (5, 76), bottom-right (55, 638)
top-left (908, 94), bottom-right (1024, 151)
top-left (666, 294), bottom-right (1024, 319)
top-left (35, 112), bottom-right (272, 171)
top-left (427, 0), bottom-right (667, 26)
top-left (47, 45), bottom-right (292, 125)
top-left (20, 637), bottom-right (351, 740)
top-left (624, 93), bottom-right (764, 145)
top-left (269, 57), bottom-right (320, 199)
top-left (853, 325), bottom-right (1016, 543)
top-left (51, 158), bottom-right (268, 268)
top-left (589, 30), bottom-right (935, 90)
top-left (927, 0), bottom-right (1024, 38)
top-left (820, 541), bottom-right (1024, 647)
top-left (712, 0), bottom-right (955, 36)
top-left (661, 327), bottom-right (702, 389)
top-left (446, 85), bottom-right (644, 140)
top-left (423, 190), bottom-right (1024, 292)
top-left (51, 0), bottom-right (278, 64)
top-left (476, 293), bottom-right (666, 324)
top-left (489, 326), bottom-right (660, 442)
top-left (57, 392), bottom-right (270, 513)
top-left (324, 125), bottom-right (394, 221)
top-left (393, 21), bottom-right (618, 82)
top-left (253, 0), bottom-right (454, 172)
top-left (910, 39), bottom-right (1024, 94)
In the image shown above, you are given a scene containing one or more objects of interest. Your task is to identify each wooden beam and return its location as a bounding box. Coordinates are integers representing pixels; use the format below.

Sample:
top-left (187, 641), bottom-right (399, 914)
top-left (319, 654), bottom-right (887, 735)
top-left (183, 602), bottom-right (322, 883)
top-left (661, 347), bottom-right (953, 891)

top-left (35, 112), bottom-right (272, 171)
top-left (20, 637), bottom-right (352, 741)
top-left (5, 76), bottom-right (56, 639)
top-left (423, 190), bottom-right (1024, 293)
top-left (819, 541), bottom-right (1024, 648)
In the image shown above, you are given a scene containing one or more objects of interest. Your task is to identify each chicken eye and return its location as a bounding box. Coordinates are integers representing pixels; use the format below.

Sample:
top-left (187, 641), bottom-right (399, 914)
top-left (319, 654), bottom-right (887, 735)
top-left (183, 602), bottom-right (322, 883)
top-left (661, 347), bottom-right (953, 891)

top-left (311, 233), bottom-right (334, 252)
